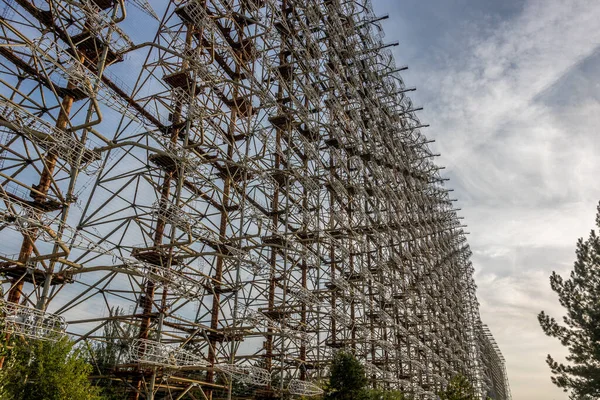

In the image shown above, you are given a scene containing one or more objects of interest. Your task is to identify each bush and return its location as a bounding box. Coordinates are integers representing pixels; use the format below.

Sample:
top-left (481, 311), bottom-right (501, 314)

top-left (0, 336), bottom-right (102, 400)
top-left (365, 388), bottom-right (406, 399)
top-left (437, 374), bottom-right (478, 400)
top-left (325, 351), bottom-right (369, 399)
top-left (325, 351), bottom-right (406, 400)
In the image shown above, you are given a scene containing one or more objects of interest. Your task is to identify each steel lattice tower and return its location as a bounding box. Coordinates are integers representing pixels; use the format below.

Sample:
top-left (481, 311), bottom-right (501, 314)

top-left (0, 0), bottom-right (512, 399)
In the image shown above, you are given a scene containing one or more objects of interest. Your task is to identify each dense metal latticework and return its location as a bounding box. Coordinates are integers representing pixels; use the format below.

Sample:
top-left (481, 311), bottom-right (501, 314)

top-left (479, 325), bottom-right (512, 400)
top-left (0, 0), bottom-right (511, 399)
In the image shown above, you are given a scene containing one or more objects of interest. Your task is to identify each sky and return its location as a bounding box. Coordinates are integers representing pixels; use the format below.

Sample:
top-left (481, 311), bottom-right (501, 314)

top-left (370, 0), bottom-right (600, 399)
top-left (1, 1), bottom-right (598, 398)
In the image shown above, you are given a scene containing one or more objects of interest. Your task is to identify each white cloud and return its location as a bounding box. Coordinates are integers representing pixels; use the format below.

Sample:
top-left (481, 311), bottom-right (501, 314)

top-left (381, 0), bottom-right (600, 398)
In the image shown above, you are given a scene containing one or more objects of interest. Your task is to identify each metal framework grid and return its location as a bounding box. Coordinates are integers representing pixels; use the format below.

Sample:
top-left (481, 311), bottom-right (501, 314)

top-left (0, 0), bottom-right (512, 399)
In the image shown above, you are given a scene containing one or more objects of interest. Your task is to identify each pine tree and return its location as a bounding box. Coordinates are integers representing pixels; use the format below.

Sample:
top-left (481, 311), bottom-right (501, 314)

top-left (0, 336), bottom-right (102, 400)
top-left (538, 202), bottom-right (600, 399)
top-left (437, 374), bottom-right (478, 400)
top-left (325, 351), bottom-right (407, 400)
top-left (325, 351), bottom-right (369, 400)
top-left (366, 388), bottom-right (406, 400)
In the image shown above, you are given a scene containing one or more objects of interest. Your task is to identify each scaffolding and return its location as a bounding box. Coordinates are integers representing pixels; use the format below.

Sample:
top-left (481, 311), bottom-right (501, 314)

top-left (0, 0), bottom-right (511, 399)
top-left (478, 325), bottom-right (512, 400)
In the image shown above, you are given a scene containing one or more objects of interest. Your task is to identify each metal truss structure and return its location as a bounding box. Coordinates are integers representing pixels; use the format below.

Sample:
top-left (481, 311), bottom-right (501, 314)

top-left (0, 0), bottom-right (512, 399)
top-left (478, 325), bottom-right (512, 400)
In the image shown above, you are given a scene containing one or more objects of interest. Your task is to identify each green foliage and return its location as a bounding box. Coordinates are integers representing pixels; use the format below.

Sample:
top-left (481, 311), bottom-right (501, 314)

top-left (365, 388), bottom-right (406, 400)
top-left (325, 351), bottom-right (406, 400)
top-left (325, 351), bottom-right (369, 400)
top-left (437, 374), bottom-right (478, 400)
top-left (538, 202), bottom-right (600, 399)
top-left (0, 336), bottom-right (102, 400)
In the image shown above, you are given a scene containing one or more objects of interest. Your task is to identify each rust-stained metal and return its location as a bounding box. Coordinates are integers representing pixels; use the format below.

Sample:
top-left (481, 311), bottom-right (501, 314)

top-left (0, 0), bottom-right (511, 399)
